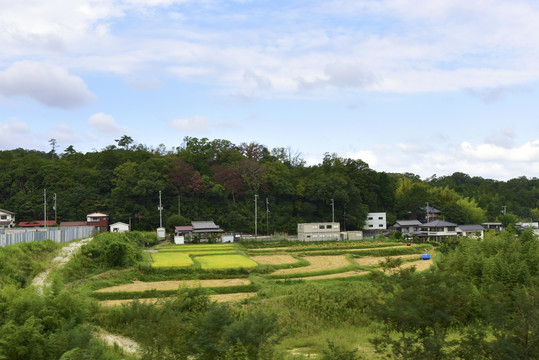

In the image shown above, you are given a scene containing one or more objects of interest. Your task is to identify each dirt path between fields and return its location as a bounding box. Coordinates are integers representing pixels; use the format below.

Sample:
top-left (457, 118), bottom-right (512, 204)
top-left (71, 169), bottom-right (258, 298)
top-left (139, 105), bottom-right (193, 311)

top-left (31, 237), bottom-right (92, 292)
top-left (30, 238), bottom-right (142, 356)
top-left (95, 328), bottom-right (140, 355)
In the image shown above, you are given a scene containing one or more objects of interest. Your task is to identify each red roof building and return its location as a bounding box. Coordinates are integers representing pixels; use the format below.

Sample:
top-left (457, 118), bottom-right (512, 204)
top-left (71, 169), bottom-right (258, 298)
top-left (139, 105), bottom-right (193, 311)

top-left (18, 220), bottom-right (56, 227)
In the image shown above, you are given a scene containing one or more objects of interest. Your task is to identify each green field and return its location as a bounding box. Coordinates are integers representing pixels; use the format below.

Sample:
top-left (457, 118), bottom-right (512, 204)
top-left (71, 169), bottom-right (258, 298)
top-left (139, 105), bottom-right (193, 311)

top-left (151, 252), bottom-right (194, 267)
top-left (195, 254), bottom-right (258, 269)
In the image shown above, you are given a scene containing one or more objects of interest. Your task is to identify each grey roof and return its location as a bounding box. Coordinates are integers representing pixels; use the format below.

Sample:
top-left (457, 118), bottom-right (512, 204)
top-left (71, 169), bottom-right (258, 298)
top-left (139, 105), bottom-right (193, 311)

top-left (458, 224), bottom-right (485, 231)
top-left (422, 205), bottom-right (441, 214)
top-left (191, 221), bottom-right (223, 232)
top-left (421, 220), bottom-right (457, 227)
top-left (0, 209), bottom-right (15, 215)
top-left (394, 220), bottom-right (422, 226)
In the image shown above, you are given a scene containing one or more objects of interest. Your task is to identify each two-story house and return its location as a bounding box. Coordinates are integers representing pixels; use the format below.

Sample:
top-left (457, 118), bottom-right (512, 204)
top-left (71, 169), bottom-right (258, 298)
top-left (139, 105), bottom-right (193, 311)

top-left (419, 220), bottom-right (457, 242)
top-left (0, 209), bottom-right (15, 229)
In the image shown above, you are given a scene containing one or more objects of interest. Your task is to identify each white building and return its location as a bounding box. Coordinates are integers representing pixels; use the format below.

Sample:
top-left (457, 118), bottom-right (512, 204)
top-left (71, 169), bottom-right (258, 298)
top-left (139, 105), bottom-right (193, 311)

top-left (297, 222), bottom-right (340, 241)
top-left (364, 212), bottom-right (387, 231)
top-left (109, 222), bottom-right (130, 233)
top-left (0, 209), bottom-right (15, 229)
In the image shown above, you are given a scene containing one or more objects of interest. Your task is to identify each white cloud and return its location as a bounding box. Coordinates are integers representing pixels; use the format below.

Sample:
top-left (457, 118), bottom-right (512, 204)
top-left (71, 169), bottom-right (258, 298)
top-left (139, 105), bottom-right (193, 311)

top-left (346, 150), bottom-right (378, 167)
top-left (170, 116), bottom-right (209, 132)
top-left (0, 120), bottom-right (36, 149)
top-left (0, 61), bottom-right (95, 108)
top-left (357, 138), bottom-right (539, 180)
top-left (88, 113), bottom-right (128, 135)
top-left (46, 124), bottom-right (79, 144)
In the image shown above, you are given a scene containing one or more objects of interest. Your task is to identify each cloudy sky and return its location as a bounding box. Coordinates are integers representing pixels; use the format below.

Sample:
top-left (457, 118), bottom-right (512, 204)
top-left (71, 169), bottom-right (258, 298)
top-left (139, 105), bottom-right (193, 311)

top-left (2, 0), bottom-right (539, 180)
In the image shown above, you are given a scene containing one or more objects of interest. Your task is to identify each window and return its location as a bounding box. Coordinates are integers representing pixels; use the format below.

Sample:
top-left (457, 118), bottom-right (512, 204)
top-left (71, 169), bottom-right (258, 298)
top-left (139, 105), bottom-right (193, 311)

top-left (326, 225), bottom-right (332, 229)
top-left (379, 224), bottom-right (384, 227)
top-left (378, 217), bottom-right (383, 220)
top-left (0, 215), bottom-right (6, 220)
top-left (368, 217), bottom-right (373, 220)
top-left (319, 225), bottom-right (325, 229)
top-left (369, 225), bottom-right (373, 228)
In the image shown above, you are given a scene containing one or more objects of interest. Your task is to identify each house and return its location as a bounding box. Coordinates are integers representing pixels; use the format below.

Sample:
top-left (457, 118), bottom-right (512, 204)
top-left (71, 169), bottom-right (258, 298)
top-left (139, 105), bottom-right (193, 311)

top-left (364, 212), bottom-right (387, 231)
top-left (174, 225), bottom-right (194, 244)
top-left (109, 222), bottom-right (130, 233)
top-left (297, 222), bottom-right (340, 241)
top-left (191, 221), bottom-right (224, 241)
top-left (0, 209), bottom-right (15, 229)
top-left (456, 224), bottom-right (485, 239)
top-left (422, 205), bottom-right (441, 222)
top-left (392, 220), bottom-right (422, 235)
top-left (86, 212), bottom-right (109, 232)
top-left (482, 222), bottom-right (503, 231)
top-left (419, 220), bottom-right (457, 242)
top-left (18, 220), bottom-right (56, 227)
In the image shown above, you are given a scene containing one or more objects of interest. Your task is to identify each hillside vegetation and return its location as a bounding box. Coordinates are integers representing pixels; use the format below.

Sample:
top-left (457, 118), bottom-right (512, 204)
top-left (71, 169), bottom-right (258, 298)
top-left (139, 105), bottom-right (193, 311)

top-left (1, 229), bottom-right (538, 359)
top-left (1, 138), bottom-right (539, 234)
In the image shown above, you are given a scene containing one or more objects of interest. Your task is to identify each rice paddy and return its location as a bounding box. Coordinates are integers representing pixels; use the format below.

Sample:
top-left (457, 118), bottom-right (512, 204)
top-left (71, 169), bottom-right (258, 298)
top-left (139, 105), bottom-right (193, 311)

top-left (97, 241), bottom-right (435, 306)
top-left (195, 254), bottom-right (258, 269)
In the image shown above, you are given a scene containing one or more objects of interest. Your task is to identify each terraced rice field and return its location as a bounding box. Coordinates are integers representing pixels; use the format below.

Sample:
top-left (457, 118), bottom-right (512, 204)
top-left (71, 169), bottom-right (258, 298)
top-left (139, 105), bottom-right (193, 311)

top-left (195, 254), bottom-right (258, 269)
top-left (354, 254), bottom-right (423, 266)
top-left (272, 255), bottom-right (351, 275)
top-left (249, 254), bottom-right (298, 265)
top-left (96, 278), bottom-right (251, 293)
top-left (151, 252), bottom-right (194, 268)
top-left (99, 292), bottom-right (257, 307)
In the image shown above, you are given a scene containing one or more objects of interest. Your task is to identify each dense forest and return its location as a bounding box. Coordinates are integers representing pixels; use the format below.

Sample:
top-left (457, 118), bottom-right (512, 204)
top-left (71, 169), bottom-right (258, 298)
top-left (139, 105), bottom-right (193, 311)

top-left (2, 136), bottom-right (539, 233)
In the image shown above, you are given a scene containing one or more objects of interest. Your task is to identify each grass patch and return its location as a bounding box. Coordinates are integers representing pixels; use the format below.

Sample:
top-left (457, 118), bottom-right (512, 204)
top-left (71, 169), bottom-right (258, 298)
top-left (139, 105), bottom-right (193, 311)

top-left (195, 254), bottom-right (258, 270)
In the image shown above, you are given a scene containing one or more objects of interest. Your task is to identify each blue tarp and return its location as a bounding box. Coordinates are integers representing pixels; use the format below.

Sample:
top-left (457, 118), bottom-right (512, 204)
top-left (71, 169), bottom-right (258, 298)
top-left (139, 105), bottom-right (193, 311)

top-left (421, 254), bottom-right (431, 260)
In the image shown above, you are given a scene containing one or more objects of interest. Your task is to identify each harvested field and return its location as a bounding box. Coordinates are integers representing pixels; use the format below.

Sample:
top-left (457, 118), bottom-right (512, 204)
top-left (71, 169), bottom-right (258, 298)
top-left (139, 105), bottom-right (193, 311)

top-left (250, 254), bottom-right (298, 265)
top-left (96, 278), bottom-right (251, 293)
top-left (393, 259), bottom-right (433, 272)
top-left (272, 255), bottom-right (351, 275)
top-left (303, 245), bottom-right (408, 254)
top-left (294, 270), bottom-right (369, 281)
top-left (354, 254), bottom-right (423, 266)
top-left (99, 292), bottom-right (257, 307)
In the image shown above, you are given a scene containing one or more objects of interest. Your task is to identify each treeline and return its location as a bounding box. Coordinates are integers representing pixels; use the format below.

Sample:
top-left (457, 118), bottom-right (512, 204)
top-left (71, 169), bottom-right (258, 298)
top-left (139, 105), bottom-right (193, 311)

top-left (1, 136), bottom-right (539, 233)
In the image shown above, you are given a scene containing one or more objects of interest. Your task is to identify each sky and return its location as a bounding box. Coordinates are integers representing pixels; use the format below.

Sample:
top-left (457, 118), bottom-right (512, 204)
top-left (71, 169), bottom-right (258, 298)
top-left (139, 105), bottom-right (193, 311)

top-left (2, 0), bottom-right (539, 181)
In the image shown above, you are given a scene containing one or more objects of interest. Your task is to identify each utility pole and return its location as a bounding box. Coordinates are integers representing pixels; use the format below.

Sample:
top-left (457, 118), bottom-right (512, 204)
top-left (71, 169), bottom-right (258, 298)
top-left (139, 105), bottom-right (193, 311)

top-left (178, 195), bottom-right (181, 216)
top-left (426, 201), bottom-right (430, 222)
top-left (266, 197), bottom-right (269, 235)
top-left (53, 193), bottom-right (57, 224)
top-left (330, 198), bottom-right (335, 223)
top-left (158, 191), bottom-right (163, 228)
top-left (502, 205), bottom-right (507, 215)
top-left (44, 189), bottom-right (47, 228)
top-left (254, 194), bottom-right (259, 237)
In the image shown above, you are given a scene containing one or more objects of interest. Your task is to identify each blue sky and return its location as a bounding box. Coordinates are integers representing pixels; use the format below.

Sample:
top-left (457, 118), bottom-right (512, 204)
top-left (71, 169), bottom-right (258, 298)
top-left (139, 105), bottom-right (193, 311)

top-left (2, 0), bottom-right (539, 180)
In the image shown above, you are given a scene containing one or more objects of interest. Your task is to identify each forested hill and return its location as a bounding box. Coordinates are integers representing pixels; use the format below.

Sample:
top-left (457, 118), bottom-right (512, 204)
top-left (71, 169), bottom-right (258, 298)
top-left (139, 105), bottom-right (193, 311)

top-left (1, 136), bottom-right (538, 233)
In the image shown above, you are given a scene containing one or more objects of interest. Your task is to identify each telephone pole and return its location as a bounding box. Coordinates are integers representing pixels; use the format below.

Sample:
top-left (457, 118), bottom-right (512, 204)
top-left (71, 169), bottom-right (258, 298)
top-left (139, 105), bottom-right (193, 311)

top-left (53, 193), bottom-right (57, 224)
top-left (44, 189), bottom-right (47, 228)
top-left (254, 194), bottom-right (259, 237)
top-left (158, 191), bottom-right (163, 228)
top-left (266, 197), bottom-right (269, 235)
top-left (330, 198), bottom-right (335, 223)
